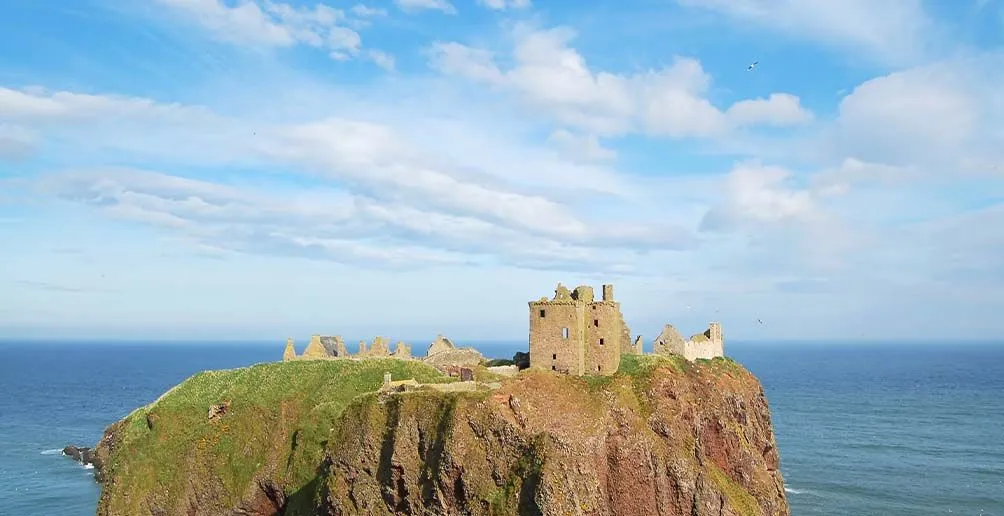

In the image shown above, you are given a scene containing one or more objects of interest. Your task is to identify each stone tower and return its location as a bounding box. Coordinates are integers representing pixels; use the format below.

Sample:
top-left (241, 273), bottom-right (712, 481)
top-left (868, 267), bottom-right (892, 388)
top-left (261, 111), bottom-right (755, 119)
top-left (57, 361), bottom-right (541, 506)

top-left (709, 321), bottom-right (724, 354)
top-left (528, 282), bottom-right (628, 376)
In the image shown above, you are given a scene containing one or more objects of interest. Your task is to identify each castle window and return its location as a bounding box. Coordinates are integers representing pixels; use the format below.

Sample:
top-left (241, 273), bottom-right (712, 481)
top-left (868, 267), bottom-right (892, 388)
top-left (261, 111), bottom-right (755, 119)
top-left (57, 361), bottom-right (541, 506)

top-left (551, 365), bottom-right (556, 371)
top-left (597, 365), bottom-right (601, 372)
top-left (539, 309), bottom-right (546, 318)
top-left (593, 319), bottom-right (599, 327)
top-left (599, 338), bottom-right (605, 346)
top-left (552, 353), bottom-right (557, 360)
top-left (561, 327), bottom-right (569, 339)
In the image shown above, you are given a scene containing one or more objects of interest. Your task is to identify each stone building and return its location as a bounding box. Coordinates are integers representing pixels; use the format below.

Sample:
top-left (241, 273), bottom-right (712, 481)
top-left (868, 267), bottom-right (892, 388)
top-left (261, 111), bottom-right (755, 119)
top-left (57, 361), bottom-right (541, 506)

top-left (652, 322), bottom-right (724, 361)
top-left (528, 283), bottom-right (632, 376)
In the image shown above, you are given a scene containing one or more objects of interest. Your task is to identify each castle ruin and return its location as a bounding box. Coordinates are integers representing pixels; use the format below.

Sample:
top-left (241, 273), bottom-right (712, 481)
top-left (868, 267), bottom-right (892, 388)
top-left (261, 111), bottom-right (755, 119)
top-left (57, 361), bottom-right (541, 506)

top-left (529, 282), bottom-right (725, 377)
top-left (528, 283), bottom-right (635, 376)
top-left (282, 282), bottom-right (725, 378)
top-left (652, 323), bottom-right (725, 362)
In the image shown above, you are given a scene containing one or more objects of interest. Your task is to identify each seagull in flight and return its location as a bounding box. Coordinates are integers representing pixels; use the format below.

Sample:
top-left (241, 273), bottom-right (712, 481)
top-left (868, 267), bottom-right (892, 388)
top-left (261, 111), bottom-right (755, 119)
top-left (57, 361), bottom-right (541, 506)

top-left (747, 61), bottom-right (759, 72)
top-left (757, 318), bottom-right (764, 325)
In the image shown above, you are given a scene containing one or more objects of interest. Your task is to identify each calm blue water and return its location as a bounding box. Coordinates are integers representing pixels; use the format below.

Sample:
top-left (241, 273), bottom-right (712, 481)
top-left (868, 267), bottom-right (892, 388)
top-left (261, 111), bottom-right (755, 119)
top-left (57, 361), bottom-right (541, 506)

top-left (1, 340), bottom-right (1002, 515)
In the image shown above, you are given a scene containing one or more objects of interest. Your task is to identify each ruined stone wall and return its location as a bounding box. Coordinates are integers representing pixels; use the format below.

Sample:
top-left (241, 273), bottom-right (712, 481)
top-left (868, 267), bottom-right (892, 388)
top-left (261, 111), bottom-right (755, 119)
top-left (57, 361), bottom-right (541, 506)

top-left (282, 338), bottom-right (297, 361)
top-left (583, 301), bottom-right (622, 375)
top-left (654, 323), bottom-right (724, 361)
top-left (653, 324), bottom-right (687, 356)
top-left (302, 335), bottom-right (328, 359)
top-left (685, 338), bottom-right (723, 361)
top-left (529, 300), bottom-right (586, 375)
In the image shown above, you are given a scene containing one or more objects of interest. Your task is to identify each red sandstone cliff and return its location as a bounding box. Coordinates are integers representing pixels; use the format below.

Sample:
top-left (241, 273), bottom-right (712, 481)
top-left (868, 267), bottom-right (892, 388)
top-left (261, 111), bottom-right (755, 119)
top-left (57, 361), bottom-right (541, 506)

top-left (92, 356), bottom-right (787, 515)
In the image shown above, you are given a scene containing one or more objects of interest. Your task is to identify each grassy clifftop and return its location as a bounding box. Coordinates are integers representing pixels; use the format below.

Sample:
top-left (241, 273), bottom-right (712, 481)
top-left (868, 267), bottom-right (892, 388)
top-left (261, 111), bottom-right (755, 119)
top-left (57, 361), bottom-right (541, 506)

top-left (94, 354), bottom-right (788, 516)
top-left (95, 359), bottom-right (451, 515)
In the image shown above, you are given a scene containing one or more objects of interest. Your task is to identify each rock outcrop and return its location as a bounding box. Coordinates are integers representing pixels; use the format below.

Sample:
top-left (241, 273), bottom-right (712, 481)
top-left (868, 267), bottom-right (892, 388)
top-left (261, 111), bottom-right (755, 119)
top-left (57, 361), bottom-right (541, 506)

top-left (513, 351), bottom-right (530, 370)
top-left (90, 355), bottom-right (788, 516)
top-left (62, 445), bottom-right (96, 468)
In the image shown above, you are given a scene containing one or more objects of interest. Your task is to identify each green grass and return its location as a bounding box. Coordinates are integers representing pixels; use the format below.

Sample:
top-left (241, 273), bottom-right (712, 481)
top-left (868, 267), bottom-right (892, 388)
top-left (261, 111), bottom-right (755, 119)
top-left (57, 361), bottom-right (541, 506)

top-left (618, 353), bottom-right (690, 376)
top-left (707, 463), bottom-right (761, 516)
top-left (102, 358), bottom-right (449, 515)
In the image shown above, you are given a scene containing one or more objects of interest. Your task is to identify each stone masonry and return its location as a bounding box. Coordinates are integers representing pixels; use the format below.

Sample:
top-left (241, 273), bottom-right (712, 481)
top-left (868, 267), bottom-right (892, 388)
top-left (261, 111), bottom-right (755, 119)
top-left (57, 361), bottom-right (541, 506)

top-left (528, 283), bottom-right (632, 376)
top-left (652, 322), bottom-right (724, 361)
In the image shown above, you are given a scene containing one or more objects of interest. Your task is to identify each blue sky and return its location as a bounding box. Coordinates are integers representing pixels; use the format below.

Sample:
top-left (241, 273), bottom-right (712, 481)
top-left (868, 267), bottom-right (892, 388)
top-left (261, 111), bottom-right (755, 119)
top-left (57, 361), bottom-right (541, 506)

top-left (1, 0), bottom-right (1003, 342)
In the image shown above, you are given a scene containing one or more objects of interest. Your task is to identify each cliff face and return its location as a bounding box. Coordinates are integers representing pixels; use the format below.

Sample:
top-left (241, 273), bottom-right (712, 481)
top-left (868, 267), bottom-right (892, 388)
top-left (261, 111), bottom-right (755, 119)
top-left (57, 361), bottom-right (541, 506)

top-left (92, 356), bottom-right (787, 516)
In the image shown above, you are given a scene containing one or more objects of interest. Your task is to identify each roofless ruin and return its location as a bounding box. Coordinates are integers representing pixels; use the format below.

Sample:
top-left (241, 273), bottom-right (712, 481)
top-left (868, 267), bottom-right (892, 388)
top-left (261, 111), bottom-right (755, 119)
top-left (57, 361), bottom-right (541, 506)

top-left (529, 282), bottom-right (724, 376)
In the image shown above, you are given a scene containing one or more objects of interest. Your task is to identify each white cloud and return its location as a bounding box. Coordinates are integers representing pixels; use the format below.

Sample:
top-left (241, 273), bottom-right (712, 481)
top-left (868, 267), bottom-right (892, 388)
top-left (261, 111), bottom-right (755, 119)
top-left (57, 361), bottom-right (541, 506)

top-left (810, 158), bottom-right (911, 196)
top-left (478, 0), bottom-right (531, 10)
top-left (674, 0), bottom-right (935, 65)
top-left (351, 4), bottom-right (387, 17)
top-left (427, 25), bottom-right (814, 139)
top-left (546, 129), bottom-right (616, 162)
top-left (154, 0), bottom-right (391, 66)
top-left (366, 49), bottom-right (396, 70)
top-left (726, 93), bottom-right (813, 127)
top-left (700, 161), bottom-right (816, 232)
top-left (3, 85), bottom-right (696, 273)
top-left (395, 0), bottom-right (457, 15)
top-left (0, 124), bottom-right (37, 160)
top-left (425, 42), bottom-right (505, 84)
top-left (831, 54), bottom-right (1004, 171)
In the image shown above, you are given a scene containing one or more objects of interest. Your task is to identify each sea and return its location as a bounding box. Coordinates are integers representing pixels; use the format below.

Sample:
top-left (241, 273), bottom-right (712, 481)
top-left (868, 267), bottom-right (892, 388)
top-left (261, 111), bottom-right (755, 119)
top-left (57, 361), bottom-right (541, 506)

top-left (1, 340), bottom-right (1002, 516)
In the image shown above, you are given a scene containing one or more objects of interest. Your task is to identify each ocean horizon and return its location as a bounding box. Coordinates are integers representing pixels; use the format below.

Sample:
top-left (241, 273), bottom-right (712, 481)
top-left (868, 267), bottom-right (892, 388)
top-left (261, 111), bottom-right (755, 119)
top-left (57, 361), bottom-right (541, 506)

top-left (1, 339), bottom-right (1002, 515)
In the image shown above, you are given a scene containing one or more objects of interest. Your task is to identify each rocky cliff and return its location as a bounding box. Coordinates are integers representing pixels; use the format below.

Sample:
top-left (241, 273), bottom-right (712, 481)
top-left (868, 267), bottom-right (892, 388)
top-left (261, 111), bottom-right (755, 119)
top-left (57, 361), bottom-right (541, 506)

top-left (91, 355), bottom-right (787, 515)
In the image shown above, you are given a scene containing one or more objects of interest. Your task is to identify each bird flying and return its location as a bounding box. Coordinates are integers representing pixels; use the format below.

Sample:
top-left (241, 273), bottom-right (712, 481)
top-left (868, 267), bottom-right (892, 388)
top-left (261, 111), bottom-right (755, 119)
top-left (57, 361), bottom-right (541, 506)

top-left (747, 61), bottom-right (759, 72)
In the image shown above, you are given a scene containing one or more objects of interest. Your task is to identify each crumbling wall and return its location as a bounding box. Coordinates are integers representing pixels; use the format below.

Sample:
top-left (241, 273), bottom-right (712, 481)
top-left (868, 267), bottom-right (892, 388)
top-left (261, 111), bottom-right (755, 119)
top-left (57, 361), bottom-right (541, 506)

top-left (369, 337), bottom-right (390, 357)
top-left (654, 323), bottom-right (724, 361)
top-left (686, 324), bottom-right (724, 360)
top-left (320, 336), bottom-right (348, 357)
top-left (427, 334), bottom-right (455, 356)
top-left (282, 338), bottom-right (297, 361)
top-left (302, 335), bottom-right (329, 359)
top-left (392, 341), bottom-right (411, 359)
top-left (653, 325), bottom-right (687, 356)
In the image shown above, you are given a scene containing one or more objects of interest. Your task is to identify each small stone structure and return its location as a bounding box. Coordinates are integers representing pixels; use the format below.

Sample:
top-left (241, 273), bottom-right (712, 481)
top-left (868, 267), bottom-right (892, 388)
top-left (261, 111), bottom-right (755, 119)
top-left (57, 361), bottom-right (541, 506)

top-left (302, 335), bottom-right (328, 359)
top-left (283, 335), bottom-right (412, 362)
top-left (281, 334), bottom-right (477, 370)
top-left (651, 323), bottom-right (724, 362)
top-left (282, 338), bottom-right (296, 362)
top-left (427, 334), bottom-right (456, 356)
top-left (392, 341), bottom-right (411, 359)
top-left (380, 371), bottom-right (499, 393)
top-left (487, 365), bottom-right (519, 377)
